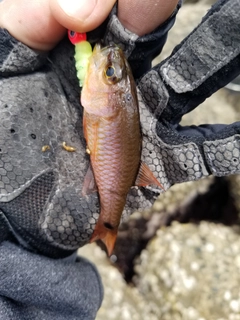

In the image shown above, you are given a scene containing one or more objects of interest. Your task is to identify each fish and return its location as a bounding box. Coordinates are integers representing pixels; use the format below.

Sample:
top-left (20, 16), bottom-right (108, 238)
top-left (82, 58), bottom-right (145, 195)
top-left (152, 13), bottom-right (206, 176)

top-left (81, 43), bottom-right (163, 255)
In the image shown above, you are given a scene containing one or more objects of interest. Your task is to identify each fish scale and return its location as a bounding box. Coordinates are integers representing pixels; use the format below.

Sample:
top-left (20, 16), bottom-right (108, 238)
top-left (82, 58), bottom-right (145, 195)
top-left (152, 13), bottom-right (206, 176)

top-left (84, 110), bottom-right (140, 217)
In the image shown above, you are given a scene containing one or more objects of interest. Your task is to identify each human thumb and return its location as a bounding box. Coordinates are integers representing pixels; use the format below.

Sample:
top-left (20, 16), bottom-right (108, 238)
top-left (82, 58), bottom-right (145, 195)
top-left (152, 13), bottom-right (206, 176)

top-left (0, 0), bottom-right (115, 51)
top-left (50, 0), bottom-right (116, 33)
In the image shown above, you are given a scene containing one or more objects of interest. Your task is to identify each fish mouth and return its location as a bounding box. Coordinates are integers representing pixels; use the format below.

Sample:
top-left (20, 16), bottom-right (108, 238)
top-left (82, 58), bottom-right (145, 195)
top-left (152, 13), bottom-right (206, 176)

top-left (94, 42), bottom-right (122, 54)
top-left (92, 42), bottom-right (125, 68)
top-left (91, 42), bottom-right (127, 82)
top-left (102, 45), bottom-right (124, 63)
top-left (93, 42), bottom-right (103, 53)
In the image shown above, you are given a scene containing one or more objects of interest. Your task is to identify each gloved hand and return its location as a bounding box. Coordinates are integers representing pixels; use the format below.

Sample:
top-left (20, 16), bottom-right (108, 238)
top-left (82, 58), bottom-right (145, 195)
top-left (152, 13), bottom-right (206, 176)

top-left (0, 0), bottom-right (183, 317)
top-left (0, 25), bottom-right (100, 257)
top-left (0, 1), bottom-right (181, 319)
top-left (2, 0), bottom-right (239, 257)
top-left (134, 0), bottom-right (240, 193)
top-left (0, 2), bottom-right (181, 257)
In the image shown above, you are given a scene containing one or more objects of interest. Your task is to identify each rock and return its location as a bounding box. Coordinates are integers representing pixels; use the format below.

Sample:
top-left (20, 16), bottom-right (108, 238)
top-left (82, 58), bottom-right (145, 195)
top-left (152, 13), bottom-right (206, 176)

top-left (153, 176), bottom-right (238, 226)
top-left (78, 243), bottom-right (155, 320)
top-left (135, 222), bottom-right (240, 320)
top-left (152, 177), bottom-right (214, 217)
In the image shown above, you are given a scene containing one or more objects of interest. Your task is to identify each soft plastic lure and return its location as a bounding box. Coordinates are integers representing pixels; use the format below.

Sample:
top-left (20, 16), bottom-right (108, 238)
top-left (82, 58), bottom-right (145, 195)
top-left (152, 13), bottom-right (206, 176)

top-left (68, 31), bottom-right (92, 87)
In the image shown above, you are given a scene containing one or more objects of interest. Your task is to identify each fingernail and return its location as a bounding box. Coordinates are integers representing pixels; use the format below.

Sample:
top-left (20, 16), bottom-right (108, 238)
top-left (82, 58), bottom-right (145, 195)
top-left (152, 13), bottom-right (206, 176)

top-left (57, 0), bottom-right (97, 20)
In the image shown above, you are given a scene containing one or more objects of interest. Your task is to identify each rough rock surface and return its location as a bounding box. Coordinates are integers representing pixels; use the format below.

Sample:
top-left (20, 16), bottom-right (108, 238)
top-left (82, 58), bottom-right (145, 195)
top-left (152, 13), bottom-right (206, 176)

top-left (79, 222), bottom-right (240, 320)
top-left (78, 243), bottom-right (152, 320)
top-left (135, 222), bottom-right (240, 320)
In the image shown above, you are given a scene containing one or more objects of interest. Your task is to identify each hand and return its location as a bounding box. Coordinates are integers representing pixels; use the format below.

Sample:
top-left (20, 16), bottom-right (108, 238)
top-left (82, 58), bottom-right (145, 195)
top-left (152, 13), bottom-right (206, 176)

top-left (0, 0), bottom-right (180, 257)
top-left (0, 0), bottom-right (179, 50)
top-left (0, 1), bottom-right (180, 318)
top-left (136, 0), bottom-right (240, 192)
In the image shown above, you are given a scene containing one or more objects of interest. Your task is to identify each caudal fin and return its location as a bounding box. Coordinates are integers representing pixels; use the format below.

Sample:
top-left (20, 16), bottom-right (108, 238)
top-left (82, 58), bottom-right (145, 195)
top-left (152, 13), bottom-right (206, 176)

top-left (90, 220), bottom-right (118, 256)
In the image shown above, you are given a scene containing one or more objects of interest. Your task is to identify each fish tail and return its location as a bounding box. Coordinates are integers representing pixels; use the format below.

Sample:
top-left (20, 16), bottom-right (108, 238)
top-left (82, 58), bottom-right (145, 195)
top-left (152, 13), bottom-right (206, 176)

top-left (90, 218), bottom-right (117, 256)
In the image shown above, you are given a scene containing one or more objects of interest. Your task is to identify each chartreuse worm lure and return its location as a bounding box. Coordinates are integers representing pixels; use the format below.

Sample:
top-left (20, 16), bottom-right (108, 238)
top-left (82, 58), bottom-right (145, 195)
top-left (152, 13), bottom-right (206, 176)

top-left (68, 31), bottom-right (93, 87)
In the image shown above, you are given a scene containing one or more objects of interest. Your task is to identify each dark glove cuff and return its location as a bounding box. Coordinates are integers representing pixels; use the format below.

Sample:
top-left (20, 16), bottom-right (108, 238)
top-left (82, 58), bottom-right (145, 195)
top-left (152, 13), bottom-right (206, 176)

top-left (0, 28), bottom-right (47, 76)
top-left (0, 241), bottom-right (103, 319)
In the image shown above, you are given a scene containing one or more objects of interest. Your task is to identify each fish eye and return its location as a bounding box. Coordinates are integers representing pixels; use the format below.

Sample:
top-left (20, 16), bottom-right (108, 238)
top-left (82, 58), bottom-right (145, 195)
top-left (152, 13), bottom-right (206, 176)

top-left (105, 66), bottom-right (115, 78)
top-left (69, 30), bottom-right (75, 37)
top-left (103, 64), bottom-right (122, 84)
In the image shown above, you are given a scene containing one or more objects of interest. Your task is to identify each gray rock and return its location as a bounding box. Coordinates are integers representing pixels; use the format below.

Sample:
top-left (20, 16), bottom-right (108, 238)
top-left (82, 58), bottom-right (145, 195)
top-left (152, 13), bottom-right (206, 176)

top-left (78, 243), bottom-right (155, 320)
top-left (135, 222), bottom-right (240, 320)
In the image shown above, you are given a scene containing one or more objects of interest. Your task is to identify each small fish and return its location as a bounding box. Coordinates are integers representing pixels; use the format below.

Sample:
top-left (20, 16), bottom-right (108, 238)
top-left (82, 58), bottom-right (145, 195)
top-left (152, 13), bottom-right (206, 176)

top-left (81, 43), bottom-right (163, 255)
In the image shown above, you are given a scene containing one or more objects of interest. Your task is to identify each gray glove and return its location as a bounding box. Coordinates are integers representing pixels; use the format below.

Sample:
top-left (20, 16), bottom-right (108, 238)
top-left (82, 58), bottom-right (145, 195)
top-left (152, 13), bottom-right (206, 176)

top-left (2, 0), bottom-right (239, 256)
top-left (0, 31), bottom-right (99, 257)
top-left (136, 0), bottom-right (240, 193)
top-left (0, 5), bottom-right (180, 257)
top-left (0, 3), bottom-right (181, 320)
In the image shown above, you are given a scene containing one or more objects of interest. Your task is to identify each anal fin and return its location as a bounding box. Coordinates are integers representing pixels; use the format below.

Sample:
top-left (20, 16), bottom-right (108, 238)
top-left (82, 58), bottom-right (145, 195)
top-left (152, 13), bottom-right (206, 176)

top-left (82, 165), bottom-right (97, 196)
top-left (135, 161), bottom-right (165, 190)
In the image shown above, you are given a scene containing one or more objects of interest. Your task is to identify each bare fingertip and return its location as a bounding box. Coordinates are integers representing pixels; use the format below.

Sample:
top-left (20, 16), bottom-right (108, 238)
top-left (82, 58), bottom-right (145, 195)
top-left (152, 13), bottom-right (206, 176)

top-left (50, 0), bottom-right (115, 32)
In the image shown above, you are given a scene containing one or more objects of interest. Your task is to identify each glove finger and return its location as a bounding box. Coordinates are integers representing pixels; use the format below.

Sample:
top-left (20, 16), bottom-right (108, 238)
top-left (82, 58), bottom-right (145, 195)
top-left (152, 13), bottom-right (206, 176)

top-left (139, 74), bottom-right (240, 192)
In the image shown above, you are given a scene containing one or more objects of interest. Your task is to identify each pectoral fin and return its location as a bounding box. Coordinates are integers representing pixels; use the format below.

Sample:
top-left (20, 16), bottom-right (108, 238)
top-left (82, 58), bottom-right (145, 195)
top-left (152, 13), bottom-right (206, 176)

top-left (82, 165), bottom-right (97, 196)
top-left (135, 162), bottom-right (165, 190)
